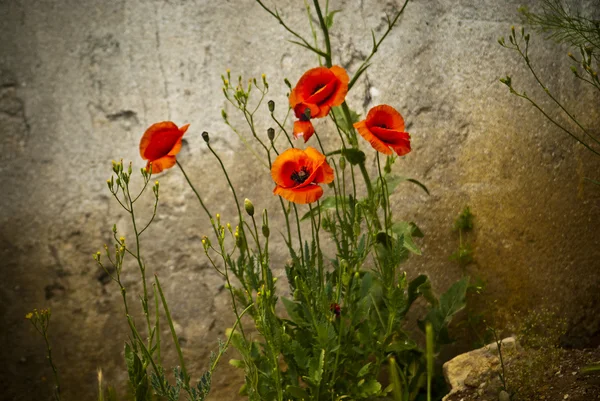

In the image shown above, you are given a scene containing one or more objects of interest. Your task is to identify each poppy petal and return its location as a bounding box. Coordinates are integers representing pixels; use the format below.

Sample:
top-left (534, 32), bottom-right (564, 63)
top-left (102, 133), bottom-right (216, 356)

top-left (271, 148), bottom-right (308, 188)
top-left (366, 105), bottom-right (405, 131)
top-left (147, 155), bottom-right (176, 174)
top-left (140, 121), bottom-right (185, 161)
top-left (168, 138), bottom-right (183, 156)
top-left (293, 102), bottom-right (320, 120)
top-left (274, 184), bottom-right (324, 204)
top-left (354, 121), bottom-right (393, 155)
top-left (329, 65), bottom-right (349, 107)
top-left (306, 80), bottom-right (337, 107)
top-left (391, 140), bottom-right (411, 156)
top-left (293, 120), bottom-right (316, 142)
top-left (369, 127), bottom-right (410, 144)
top-left (313, 162), bottom-right (335, 184)
top-left (292, 67), bottom-right (336, 103)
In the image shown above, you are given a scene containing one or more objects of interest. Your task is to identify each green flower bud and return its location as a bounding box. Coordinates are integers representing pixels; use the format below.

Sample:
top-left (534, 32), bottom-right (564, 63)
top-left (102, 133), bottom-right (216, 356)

top-left (267, 127), bottom-right (275, 141)
top-left (268, 100), bottom-right (275, 112)
top-left (339, 156), bottom-right (346, 170)
top-left (202, 131), bottom-right (210, 143)
top-left (244, 198), bottom-right (255, 217)
top-left (262, 224), bottom-right (270, 238)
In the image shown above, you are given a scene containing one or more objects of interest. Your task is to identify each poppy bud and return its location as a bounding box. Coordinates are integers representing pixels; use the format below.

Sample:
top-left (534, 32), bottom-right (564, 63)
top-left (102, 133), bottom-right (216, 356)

top-left (284, 78), bottom-right (292, 89)
top-left (262, 224), bottom-right (270, 238)
top-left (339, 156), bottom-right (346, 170)
top-left (244, 198), bottom-right (255, 217)
top-left (268, 100), bottom-right (275, 112)
top-left (267, 127), bottom-right (275, 141)
top-left (202, 131), bottom-right (210, 143)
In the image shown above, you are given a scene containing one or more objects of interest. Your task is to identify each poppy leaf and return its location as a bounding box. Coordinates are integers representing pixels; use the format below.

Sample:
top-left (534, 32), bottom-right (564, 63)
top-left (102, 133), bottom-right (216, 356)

top-left (325, 10), bottom-right (342, 28)
top-left (384, 175), bottom-right (429, 195)
top-left (342, 148), bottom-right (366, 165)
top-left (300, 196), bottom-right (347, 221)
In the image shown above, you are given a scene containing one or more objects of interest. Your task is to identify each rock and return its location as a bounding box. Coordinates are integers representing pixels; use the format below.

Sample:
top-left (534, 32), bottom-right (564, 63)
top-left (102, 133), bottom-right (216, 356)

top-left (442, 337), bottom-right (517, 401)
top-left (498, 390), bottom-right (510, 401)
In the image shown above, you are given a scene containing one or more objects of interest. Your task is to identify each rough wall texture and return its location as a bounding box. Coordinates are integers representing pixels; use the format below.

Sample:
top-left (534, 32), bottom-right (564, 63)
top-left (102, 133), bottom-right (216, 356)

top-left (1, 0), bottom-right (599, 400)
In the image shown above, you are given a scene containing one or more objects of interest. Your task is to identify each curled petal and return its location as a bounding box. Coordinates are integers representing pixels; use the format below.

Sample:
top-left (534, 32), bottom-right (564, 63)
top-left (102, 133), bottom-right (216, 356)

top-left (273, 184), bottom-right (324, 204)
top-left (146, 155), bottom-right (177, 174)
top-left (293, 120), bottom-right (316, 143)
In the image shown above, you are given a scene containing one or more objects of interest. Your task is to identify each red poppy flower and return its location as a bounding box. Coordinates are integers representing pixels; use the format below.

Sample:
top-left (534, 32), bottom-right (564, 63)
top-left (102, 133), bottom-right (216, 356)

top-left (353, 105), bottom-right (411, 156)
top-left (289, 66), bottom-right (349, 142)
top-left (139, 121), bottom-right (189, 173)
top-left (271, 146), bottom-right (334, 204)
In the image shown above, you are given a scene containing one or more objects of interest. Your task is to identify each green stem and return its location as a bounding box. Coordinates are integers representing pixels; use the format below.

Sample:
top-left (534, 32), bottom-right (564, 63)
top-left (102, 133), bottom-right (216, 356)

top-left (42, 328), bottom-right (61, 401)
top-left (154, 275), bottom-right (189, 385)
top-left (125, 183), bottom-right (152, 347)
top-left (312, 0), bottom-right (332, 67)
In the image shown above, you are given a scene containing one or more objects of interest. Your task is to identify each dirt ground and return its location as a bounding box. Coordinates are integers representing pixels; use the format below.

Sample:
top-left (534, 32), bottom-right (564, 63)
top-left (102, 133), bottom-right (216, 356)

top-left (446, 347), bottom-right (600, 401)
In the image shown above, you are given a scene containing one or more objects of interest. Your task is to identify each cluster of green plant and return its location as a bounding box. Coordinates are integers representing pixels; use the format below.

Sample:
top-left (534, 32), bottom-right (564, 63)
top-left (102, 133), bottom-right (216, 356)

top-left (447, 207), bottom-right (492, 349)
top-left (499, 0), bottom-right (600, 183)
top-left (449, 206), bottom-right (474, 268)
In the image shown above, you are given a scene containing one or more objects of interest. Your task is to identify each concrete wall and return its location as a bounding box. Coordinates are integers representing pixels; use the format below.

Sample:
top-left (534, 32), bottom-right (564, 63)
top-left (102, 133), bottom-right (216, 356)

top-left (1, 0), bottom-right (599, 399)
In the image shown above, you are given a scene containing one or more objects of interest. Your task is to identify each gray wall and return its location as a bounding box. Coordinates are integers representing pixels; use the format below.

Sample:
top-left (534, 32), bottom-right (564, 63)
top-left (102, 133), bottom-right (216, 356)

top-left (1, 0), bottom-right (599, 399)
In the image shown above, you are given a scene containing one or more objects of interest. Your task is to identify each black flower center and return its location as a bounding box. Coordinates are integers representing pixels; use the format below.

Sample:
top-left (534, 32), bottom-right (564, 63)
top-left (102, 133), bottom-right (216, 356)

top-left (291, 166), bottom-right (310, 184)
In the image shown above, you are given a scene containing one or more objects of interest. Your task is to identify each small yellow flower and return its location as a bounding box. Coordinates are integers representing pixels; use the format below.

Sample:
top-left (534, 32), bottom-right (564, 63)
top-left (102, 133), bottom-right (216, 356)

top-left (25, 312), bottom-right (33, 320)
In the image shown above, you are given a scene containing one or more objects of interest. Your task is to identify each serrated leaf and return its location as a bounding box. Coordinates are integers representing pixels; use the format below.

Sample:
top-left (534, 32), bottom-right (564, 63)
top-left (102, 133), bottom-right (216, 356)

top-left (422, 277), bottom-right (469, 346)
top-left (281, 297), bottom-right (304, 325)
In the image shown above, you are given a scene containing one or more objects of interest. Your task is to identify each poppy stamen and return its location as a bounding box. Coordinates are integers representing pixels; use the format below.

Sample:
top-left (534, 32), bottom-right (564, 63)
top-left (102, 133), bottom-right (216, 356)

top-left (291, 166), bottom-right (310, 184)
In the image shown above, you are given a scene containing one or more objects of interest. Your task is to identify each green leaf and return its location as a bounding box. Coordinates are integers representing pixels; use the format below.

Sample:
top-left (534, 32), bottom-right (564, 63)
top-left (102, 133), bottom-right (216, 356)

top-left (422, 277), bottom-right (469, 345)
top-left (305, 349), bottom-right (325, 386)
top-left (391, 222), bottom-right (424, 255)
top-left (385, 175), bottom-right (430, 195)
top-left (342, 148), bottom-right (366, 165)
top-left (453, 206), bottom-right (474, 231)
top-left (286, 385), bottom-right (310, 400)
top-left (358, 379), bottom-right (381, 397)
top-left (385, 338), bottom-right (417, 353)
top-left (357, 362), bottom-right (372, 377)
top-left (325, 9), bottom-right (341, 28)
top-left (406, 274), bottom-right (437, 310)
top-left (228, 359), bottom-right (245, 368)
top-left (582, 363), bottom-right (600, 373)
top-left (281, 297), bottom-right (304, 325)
top-left (300, 196), bottom-right (347, 221)
top-left (331, 106), bottom-right (360, 131)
